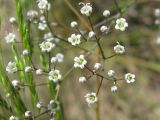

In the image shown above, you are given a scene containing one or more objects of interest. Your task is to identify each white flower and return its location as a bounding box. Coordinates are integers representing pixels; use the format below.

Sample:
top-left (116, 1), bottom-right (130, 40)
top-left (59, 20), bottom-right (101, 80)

top-left (5, 33), bottom-right (16, 44)
top-left (23, 49), bottom-right (29, 56)
top-left (111, 85), bottom-right (118, 92)
top-left (9, 17), bottom-right (16, 24)
top-left (115, 18), bottom-right (128, 31)
top-left (68, 34), bottom-right (81, 46)
top-left (88, 31), bottom-right (95, 38)
top-left (6, 61), bottom-right (17, 73)
top-left (27, 10), bottom-right (38, 22)
top-left (100, 25), bottom-right (108, 33)
top-left (94, 63), bottom-right (102, 70)
top-left (154, 8), bottom-right (160, 17)
top-left (84, 92), bottom-right (98, 105)
top-left (48, 69), bottom-right (62, 83)
top-left (56, 53), bottom-right (64, 63)
top-left (36, 101), bottom-right (43, 108)
top-left (12, 80), bottom-right (19, 89)
top-left (114, 42), bottom-right (125, 54)
top-left (36, 69), bottom-right (43, 75)
top-left (25, 66), bottom-right (32, 72)
top-left (9, 116), bottom-right (19, 120)
top-left (79, 2), bottom-right (92, 16)
top-left (40, 41), bottom-right (55, 52)
top-left (25, 111), bottom-right (32, 118)
top-left (70, 21), bottom-right (78, 28)
top-left (74, 55), bottom-right (87, 69)
top-left (79, 77), bottom-right (86, 83)
top-left (156, 37), bottom-right (160, 45)
top-left (43, 32), bottom-right (54, 41)
top-left (37, 0), bottom-right (51, 12)
top-left (125, 73), bottom-right (135, 83)
top-left (51, 57), bottom-right (57, 64)
top-left (48, 100), bottom-right (60, 112)
top-left (108, 70), bottom-right (115, 77)
top-left (103, 10), bottom-right (110, 17)
top-left (155, 19), bottom-right (160, 25)
top-left (38, 16), bottom-right (47, 30)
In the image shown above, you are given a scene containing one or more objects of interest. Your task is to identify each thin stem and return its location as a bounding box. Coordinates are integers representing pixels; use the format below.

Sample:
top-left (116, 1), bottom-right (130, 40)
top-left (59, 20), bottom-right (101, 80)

top-left (75, 27), bottom-right (88, 41)
top-left (113, 0), bottom-right (122, 16)
top-left (96, 77), bottom-right (103, 96)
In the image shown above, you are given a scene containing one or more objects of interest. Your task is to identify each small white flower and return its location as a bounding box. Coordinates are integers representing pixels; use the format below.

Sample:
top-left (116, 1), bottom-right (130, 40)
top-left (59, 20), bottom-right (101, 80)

top-left (38, 22), bottom-right (47, 30)
top-left (108, 70), bottom-right (115, 77)
top-left (74, 55), bottom-right (87, 69)
top-left (79, 2), bottom-right (92, 16)
top-left (25, 111), bottom-right (32, 118)
top-left (36, 101), bottom-right (43, 108)
top-left (27, 10), bottom-right (38, 22)
top-left (100, 25), bottom-right (108, 33)
top-left (51, 57), bottom-right (57, 64)
top-left (12, 80), bottom-right (19, 89)
top-left (88, 31), bottom-right (95, 38)
top-left (156, 37), bottom-right (160, 45)
top-left (37, 0), bottom-right (51, 12)
top-left (48, 100), bottom-right (60, 112)
top-left (125, 73), bottom-right (135, 83)
top-left (94, 63), bottom-right (102, 70)
top-left (56, 53), bottom-right (64, 63)
top-left (68, 34), bottom-right (81, 46)
top-left (9, 116), bottom-right (19, 120)
top-left (154, 8), bottom-right (160, 17)
top-left (114, 42), bottom-right (125, 54)
top-left (43, 32), bottom-right (54, 41)
top-left (9, 17), bottom-right (16, 24)
top-left (155, 19), bottom-right (160, 25)
top-left (79, 76), bottom-right (86, 83)
top-left (49, 69), bottom-right (62, 83)
top-left (70, 21), bottom-right (78, 28)
top-left (103, 10), bottom-right (110, 17)
top-left (111, 85), bottom-right (118, 92)
top-left (115, 18), bottom-right (128, 31)
top-left (84, 92), bottom-right (98, 105)
top-left (22, 49), bottom-right (29, 56)
top-left (25, 66), bottom-right (32, 72)
top-left (5, 33), bottom-right (16, 44)
top-left (40, 41), bottom-right (55, 52)
top-left (6, 61), bottom-right (17, 73)
top-left (36, 69), bottom-right (43, 75)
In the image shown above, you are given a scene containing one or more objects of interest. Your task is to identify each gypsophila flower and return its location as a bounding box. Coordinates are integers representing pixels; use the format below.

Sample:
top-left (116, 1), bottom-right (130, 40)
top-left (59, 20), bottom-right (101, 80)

top-left (84, 92), bottom-right (97, 105)
top-left (51, 57), bottom-right (57, 64)
top-left (48, 100), bottom-right (60, 112)
top-left (125, 73), bottom-right (135, 83)
top-left (79, 2), bottom-right (92, 16)
top-left (108, 70), bottom-right (115, 77)
top-left (74, 55), bottom-right (87, 69)
top-left (6, 61), bottom-right (17, 73)
top-left (22, 49), bottom-right (29, 56)
top-left (43, 32), bottom-right (54, 41)
top-left (9, 116), bottom-right (19, 120)
top-left (27, 10), bottom-right (38, 22)
top-left (100, 25), bottom-right (108, 33)
top-left (49, 69), bottom-right (62, 83)
top-left (115, 18), bottom-right (128, 31)
top-left (94, 63), bottom-right (102, 70)
top-left (154, 8), bottom-right (160, 17)
top-left (114, 42), bottom-right (125, 54)
top-left (155, 19), bottom-right (160, 25)
top-left (156, 37), bottom-right (160, 45)
top-left (40, 41), bottom-right (55, 52)
top-left (103, 10), bottom-right (110, 17)
top-left (25, 66), bottom-right (32, 72)
top-left (56, 53), bottom-right (64, 63)
top-left (88, 31), bottom-right (95, 38)
top-left (68, 34), bottom-right (81, 46)
top-left (12, 80), bottom-right (19, 89)
top-left (111, 85), bottom-right (118, 92)
top-left (36, 69), bottom-right (43, 75)
top-left (5, 33), bottom-right (16, 44)
top-left (9, 17), bottom-right (16, 24)
top-left (36, 101), bottom-right (43, 108)
top-left (79, 76), bottom-right (87, 83)
top-left (25, 111), bottom-right (32, 118)
top-left (38, 16), bottom-right (47, 30)
top-left (70, 21), bottom-right (78, 28)
top-left (37, 0), bottom-right (51, 13)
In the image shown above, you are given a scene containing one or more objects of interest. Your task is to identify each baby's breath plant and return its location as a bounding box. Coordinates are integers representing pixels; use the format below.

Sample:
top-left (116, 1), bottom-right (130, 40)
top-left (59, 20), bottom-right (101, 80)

top-left (0, 0), bottom-right (138, 120)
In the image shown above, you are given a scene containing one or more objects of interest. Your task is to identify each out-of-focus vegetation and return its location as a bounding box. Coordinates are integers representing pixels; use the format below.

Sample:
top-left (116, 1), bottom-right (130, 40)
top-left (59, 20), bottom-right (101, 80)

top-left (0, 0), bottom-right (160, 120)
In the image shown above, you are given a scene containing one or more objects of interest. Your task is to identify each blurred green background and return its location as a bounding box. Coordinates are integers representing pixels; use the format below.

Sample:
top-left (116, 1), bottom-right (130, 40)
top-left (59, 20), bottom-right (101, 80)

top-left (0, 0), bottom-right (160, 120)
